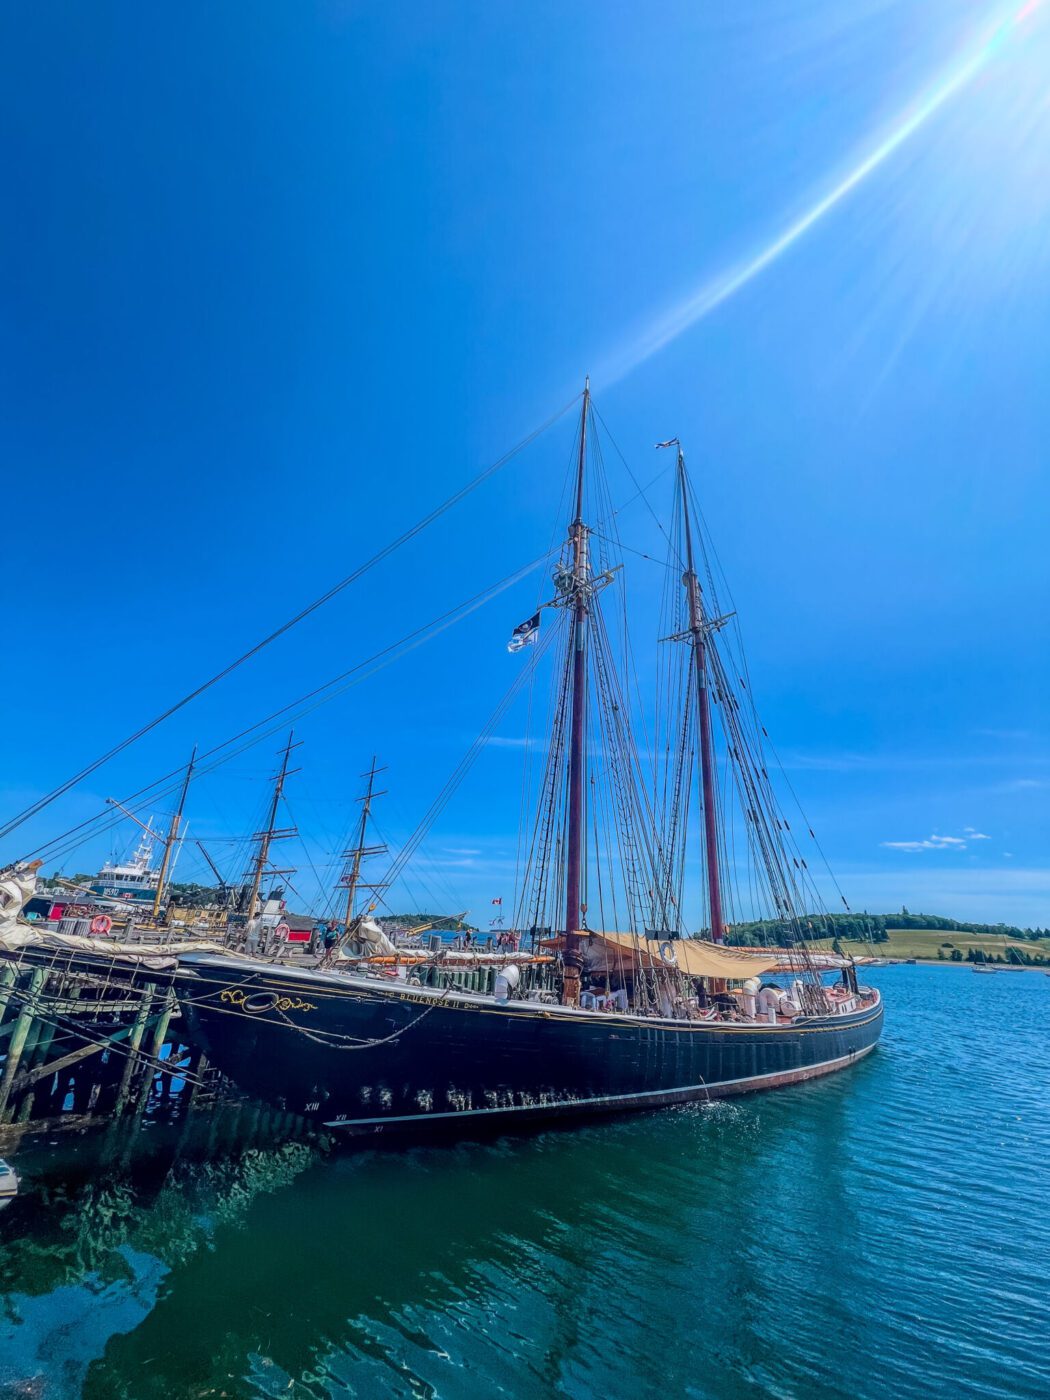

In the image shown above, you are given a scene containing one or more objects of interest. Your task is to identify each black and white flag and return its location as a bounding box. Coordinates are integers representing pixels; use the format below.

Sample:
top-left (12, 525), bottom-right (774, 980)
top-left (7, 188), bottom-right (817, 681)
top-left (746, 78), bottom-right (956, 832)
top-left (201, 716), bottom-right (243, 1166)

top-left (507, 611), bottom-right (541, 653)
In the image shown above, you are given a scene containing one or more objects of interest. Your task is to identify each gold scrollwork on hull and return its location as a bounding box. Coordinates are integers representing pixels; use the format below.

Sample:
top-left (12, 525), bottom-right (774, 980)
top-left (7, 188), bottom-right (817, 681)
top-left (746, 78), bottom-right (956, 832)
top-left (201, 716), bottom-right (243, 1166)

top-left (219, 987), bottom-right (317, 1014)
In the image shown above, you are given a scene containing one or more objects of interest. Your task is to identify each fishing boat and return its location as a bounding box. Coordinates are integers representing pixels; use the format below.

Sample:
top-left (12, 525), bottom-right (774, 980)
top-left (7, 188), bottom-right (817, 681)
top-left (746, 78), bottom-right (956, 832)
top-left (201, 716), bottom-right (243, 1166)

top-left (172, 386), bottom-right (883, 1137)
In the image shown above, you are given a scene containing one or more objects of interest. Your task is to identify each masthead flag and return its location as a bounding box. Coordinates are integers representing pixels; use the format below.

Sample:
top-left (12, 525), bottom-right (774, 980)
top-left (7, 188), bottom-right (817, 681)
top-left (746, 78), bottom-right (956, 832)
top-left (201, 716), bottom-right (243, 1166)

top-left (507, 611), bottom-right (540, 653)
top-left (654, 437), bottom-right (680, 449)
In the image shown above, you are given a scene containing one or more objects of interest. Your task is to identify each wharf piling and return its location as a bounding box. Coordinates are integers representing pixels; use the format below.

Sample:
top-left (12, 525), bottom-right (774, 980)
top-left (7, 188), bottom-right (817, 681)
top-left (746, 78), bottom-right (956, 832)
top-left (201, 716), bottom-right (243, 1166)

top-left (0, 945), bottom-right (192, 1131)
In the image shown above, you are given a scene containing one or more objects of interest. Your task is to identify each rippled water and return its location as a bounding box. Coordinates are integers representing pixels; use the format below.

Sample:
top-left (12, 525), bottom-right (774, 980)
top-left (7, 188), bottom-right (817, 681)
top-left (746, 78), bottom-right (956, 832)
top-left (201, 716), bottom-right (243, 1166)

top-left (1, 966), bottom-right (1048, 1399)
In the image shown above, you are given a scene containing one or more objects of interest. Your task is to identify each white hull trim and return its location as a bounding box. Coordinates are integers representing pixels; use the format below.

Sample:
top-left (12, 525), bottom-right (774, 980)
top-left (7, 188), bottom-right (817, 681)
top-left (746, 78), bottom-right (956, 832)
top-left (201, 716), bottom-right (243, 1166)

top-left (323, 1041), bottom-right (878, 1130)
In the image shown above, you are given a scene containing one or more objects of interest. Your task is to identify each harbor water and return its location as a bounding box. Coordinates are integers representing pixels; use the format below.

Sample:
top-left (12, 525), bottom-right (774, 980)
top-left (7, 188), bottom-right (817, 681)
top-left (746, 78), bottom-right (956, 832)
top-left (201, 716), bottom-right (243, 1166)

top-left (1, 965), bottom-right (1048, 1400)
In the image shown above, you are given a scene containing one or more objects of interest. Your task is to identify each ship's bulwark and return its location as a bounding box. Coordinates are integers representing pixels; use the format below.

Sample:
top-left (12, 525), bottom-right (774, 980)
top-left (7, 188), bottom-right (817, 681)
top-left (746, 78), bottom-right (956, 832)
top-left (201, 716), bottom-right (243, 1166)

top-left (175, 955), bottom-right (883, 1138)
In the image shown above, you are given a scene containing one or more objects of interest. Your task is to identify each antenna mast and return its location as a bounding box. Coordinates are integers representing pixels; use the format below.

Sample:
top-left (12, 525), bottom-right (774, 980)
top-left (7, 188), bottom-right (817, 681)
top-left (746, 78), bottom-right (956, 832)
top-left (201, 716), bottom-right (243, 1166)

top-left (678, 450), bottom-right (727, 944)
top-left (152, 746), bottom-right (196, 921)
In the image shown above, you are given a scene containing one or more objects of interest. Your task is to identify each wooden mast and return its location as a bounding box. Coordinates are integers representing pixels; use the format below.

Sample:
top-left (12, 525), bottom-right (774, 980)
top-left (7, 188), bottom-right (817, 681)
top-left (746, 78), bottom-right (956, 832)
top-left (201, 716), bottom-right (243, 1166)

top-left (678, 449), bottom-right (726, 944)
top-left (562, 379), bottom-right (590, 1004)
top-left (245, 731), bottom-right (299, 933)
top-left (151, 746), bottom-right (196, 922)
top-left (342, 756), bottom-right (386, 932)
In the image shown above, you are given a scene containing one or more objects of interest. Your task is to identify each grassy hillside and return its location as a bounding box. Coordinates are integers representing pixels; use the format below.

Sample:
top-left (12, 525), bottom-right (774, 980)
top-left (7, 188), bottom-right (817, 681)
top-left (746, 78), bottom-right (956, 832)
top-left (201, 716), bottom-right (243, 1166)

top-left (814, 928), bottom-right (1050, 963)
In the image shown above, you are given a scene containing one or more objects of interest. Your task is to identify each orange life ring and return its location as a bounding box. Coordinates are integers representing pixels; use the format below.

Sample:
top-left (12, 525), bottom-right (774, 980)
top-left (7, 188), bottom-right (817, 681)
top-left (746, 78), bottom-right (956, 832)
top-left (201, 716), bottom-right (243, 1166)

top-left (90, 914), bottom-right (113, 936)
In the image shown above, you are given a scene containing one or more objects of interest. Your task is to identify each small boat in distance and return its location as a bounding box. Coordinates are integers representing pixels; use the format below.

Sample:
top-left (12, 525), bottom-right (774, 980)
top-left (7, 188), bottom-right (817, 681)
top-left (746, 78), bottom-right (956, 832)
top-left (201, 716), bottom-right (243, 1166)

top-left (173, 385), bottom-right (883, 1138)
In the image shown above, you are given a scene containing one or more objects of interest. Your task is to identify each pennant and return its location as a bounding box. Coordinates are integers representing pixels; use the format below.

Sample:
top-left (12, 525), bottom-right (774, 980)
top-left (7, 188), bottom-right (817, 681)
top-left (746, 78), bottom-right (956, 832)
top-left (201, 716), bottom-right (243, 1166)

top-left (654, 437), bottom-right (680, 449)
top-left (507, 611), bottom-right (540, 653)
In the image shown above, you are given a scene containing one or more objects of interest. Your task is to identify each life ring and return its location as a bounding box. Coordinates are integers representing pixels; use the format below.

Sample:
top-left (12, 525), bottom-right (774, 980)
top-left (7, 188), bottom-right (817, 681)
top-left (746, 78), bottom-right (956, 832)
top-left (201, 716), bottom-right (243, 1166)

top-left (659, 940), bottom-right (677, 966)
top-left (243, 991), bottom-right (280, 1015)
top-left (90, 914), bottom-right (113, 936)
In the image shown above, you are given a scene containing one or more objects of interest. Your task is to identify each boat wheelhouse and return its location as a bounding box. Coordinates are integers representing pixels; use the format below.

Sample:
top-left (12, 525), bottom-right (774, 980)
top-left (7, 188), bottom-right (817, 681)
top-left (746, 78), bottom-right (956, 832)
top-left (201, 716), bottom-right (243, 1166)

top-left (89, 829), bottom-right (161, 906)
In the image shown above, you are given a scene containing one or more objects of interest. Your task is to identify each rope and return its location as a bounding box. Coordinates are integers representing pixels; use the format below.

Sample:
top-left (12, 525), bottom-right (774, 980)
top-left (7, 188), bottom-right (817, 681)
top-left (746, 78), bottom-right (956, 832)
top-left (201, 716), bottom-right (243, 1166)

top-left (270, 980), bottom-right (456, 1051)
top-left (0, 395), bottom-right (579, 846)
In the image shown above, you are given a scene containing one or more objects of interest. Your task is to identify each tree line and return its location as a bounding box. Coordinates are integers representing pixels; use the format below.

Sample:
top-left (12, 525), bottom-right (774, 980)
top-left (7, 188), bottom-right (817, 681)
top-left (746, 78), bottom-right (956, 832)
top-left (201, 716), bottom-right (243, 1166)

top-left (723, 909), bottom-right (1050, 947)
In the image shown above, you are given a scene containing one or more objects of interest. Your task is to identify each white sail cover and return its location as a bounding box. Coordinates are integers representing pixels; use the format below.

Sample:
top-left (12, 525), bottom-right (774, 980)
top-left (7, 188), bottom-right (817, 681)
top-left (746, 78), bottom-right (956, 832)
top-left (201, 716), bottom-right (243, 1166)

top-left (0, 865), bottom-right (37, 951)
top-left (341, 918), bottom-right (398, 957)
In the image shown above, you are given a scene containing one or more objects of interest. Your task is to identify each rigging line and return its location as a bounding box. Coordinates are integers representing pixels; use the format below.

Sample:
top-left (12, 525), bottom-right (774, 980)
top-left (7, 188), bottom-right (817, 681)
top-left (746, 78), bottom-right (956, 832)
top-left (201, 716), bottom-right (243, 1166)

top-left (589, 402), bottom-right (684, 570)
top-left (602, 462), bottom-right (674, 524)
top-left (382, 628), bottom-right (556, 898)
top-left (0, 395), bottom-right (580, 845)
top-left (281, 798), bottom-right (329, 916)
top-left (19, 550), bottom-right (556, 866)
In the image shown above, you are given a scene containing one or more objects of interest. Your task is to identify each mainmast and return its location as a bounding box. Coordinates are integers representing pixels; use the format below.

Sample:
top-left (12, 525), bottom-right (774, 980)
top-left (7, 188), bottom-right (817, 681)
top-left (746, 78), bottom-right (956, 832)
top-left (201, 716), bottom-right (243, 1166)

top-left (340, 757), bottom-right (387, 932)
top-left (152, 746), bottom-right (195, 921)
top-left (677, 450), bottom-right (727, 944)
top-left (562, 380), bottom-right (591, 1004)
top-left (244, 731), bottom-right (300, 931)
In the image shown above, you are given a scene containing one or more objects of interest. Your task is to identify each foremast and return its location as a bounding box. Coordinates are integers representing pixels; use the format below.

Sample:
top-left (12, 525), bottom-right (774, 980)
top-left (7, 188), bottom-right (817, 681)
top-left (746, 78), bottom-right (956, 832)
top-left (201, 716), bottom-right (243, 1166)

top-left (562, 380), bottom-right (591, 1004)
top-left (677, 449), bottom-right (727, 944)
top-left (340, 757), bottom-right (387, 934)
top-left (244, 731), bottom-right (299, 933)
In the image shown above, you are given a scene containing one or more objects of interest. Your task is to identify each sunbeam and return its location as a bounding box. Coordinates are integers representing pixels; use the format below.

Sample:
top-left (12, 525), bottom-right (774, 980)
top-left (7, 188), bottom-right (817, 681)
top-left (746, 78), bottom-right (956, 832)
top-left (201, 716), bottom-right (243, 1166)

top-left (598, 1), bottom-right (1047, 386)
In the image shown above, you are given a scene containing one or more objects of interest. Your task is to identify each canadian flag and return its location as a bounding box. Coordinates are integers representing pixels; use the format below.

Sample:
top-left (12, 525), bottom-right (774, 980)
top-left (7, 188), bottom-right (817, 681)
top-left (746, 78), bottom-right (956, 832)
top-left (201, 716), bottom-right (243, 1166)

top-left (492, 897), bottom-right (502, 906)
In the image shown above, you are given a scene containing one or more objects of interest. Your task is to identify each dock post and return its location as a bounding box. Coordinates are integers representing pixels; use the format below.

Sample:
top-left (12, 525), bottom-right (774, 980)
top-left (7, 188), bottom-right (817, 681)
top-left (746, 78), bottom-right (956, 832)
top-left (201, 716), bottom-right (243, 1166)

top-left (0, 963), bottom-right (16, 1022)
top-left (0, 968), bottom-right (45, 1121)
top-left (146, 988), bottom-right (175, 1062)
top-left (113, 988), bottom-right (154, 1117)
top-left (137, 987), bottom-right (175, 1111)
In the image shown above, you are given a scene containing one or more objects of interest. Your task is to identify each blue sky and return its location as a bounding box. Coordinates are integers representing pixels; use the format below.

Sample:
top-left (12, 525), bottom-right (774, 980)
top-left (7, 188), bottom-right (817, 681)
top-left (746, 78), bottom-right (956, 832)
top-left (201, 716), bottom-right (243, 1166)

top-left (2, 1), bottom-right (1048, 926)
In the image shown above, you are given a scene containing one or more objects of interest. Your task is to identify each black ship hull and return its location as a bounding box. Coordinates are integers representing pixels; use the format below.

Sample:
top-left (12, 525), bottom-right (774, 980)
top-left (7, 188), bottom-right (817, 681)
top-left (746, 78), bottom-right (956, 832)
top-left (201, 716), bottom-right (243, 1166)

top-left (174, 955), bottom-right (883, 1138)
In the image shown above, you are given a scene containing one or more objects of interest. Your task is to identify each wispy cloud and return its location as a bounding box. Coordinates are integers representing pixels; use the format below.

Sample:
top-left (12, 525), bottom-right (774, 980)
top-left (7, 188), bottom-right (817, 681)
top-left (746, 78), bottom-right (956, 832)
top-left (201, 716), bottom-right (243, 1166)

top-left (880, 833), bottom-right (970, 853)
top-left (963, 827), bottom-right (991, 840)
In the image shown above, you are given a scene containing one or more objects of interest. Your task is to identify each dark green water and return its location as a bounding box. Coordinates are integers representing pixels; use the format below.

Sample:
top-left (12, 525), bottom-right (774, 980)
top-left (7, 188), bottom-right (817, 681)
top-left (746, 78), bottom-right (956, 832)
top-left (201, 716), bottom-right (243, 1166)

top-left (1, 966), bottom-right (1047, 1399)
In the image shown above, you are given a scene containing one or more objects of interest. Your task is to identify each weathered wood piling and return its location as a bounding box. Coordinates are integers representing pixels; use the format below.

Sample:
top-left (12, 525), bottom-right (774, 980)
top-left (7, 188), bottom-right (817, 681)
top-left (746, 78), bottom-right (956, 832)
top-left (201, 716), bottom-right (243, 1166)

top-left (0, 947), bottom-right (192, 1130)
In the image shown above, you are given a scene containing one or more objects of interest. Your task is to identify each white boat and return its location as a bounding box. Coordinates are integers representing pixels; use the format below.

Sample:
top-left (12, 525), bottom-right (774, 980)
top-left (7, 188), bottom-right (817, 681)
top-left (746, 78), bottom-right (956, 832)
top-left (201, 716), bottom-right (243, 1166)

top-left (0, 1158), bottom-right (19, 1209)
top-left (88, 827), bottom-right (162, 907)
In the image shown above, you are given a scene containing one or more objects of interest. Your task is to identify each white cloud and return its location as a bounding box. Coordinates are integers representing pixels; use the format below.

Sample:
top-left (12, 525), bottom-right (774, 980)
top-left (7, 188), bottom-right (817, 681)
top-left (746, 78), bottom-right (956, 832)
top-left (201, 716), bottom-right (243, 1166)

top-left (881, 832), bottom-right (970, 852)
top-left (879, 828), bottom-right (968, 851)
top-left (963, 827), bottom-right (991, 840)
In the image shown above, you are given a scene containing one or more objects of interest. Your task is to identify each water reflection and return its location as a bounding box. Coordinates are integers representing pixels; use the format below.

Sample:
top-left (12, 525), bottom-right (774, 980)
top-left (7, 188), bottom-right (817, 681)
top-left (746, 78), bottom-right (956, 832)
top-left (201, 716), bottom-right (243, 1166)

top-left (1, 969), bottom-right (1048, 1400)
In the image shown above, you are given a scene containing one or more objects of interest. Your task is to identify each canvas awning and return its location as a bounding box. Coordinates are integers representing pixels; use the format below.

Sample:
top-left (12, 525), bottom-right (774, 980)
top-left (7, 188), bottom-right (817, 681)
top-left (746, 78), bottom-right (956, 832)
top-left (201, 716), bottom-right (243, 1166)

top-left (558, 931), bottom-right (780, 980)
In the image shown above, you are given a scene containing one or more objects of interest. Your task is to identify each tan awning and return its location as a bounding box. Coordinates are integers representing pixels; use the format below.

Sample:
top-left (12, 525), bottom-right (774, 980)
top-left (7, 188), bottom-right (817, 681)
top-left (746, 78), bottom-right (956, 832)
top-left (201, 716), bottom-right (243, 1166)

top-left (573, 931), bottom-right (780, 980)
